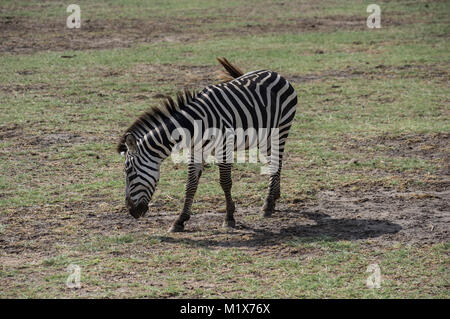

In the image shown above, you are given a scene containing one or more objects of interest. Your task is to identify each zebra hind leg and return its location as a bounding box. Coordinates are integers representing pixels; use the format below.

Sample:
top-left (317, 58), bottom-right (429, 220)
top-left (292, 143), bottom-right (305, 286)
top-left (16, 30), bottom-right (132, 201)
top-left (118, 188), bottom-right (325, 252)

top-left (262, 138), bottom-right (285, 217)
top-left (168, 162), bottom-right (203, 233)
top-left (218, 163), bottom-right (236, 228)
top-left (262, 167), bottom-right (281, 217)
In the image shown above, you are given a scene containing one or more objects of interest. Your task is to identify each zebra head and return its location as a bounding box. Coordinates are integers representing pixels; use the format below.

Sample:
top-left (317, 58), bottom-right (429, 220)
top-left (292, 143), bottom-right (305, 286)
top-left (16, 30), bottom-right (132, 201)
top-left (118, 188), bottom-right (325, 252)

top-left (122, 133), bottom-right (160, 219)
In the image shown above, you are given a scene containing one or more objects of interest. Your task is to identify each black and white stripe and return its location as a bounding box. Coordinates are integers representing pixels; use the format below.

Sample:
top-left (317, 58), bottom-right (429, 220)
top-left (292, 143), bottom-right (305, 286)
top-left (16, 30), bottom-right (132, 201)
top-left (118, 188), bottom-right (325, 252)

top-left (118, 59), bottom-right (297, 231)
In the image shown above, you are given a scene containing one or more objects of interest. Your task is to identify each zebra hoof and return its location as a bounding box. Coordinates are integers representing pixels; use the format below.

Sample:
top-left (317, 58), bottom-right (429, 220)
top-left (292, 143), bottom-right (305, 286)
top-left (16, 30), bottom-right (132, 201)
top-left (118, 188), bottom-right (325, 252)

top-left (168, 224), bottom-right (184, 233)
top-left (262, 199), bottom-right (275, 217)
top-left (262, 209), bottom-right (273, 218)
top-left (222, 219), bottom-right (236, 228)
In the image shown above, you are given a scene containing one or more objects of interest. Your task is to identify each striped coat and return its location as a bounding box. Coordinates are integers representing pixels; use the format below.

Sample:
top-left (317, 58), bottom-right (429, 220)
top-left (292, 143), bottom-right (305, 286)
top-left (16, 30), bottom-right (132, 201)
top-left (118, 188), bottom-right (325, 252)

top-left (117, 58), bottom-right (297, 232)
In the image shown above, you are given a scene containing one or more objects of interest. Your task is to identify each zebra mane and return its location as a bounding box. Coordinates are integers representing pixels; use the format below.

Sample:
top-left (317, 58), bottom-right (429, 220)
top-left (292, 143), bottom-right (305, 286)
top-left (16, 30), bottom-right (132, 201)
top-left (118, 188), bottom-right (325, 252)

top-left (117, 89), bottom-right (197, 153)
top-left (117, 58), bottom-right (244, 153)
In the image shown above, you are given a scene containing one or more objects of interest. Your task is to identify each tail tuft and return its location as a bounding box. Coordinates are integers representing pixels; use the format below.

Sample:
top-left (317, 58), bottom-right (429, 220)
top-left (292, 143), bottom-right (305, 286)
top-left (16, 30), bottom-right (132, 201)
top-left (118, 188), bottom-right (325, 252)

top-left (216, 57), bottom-right (244, 82)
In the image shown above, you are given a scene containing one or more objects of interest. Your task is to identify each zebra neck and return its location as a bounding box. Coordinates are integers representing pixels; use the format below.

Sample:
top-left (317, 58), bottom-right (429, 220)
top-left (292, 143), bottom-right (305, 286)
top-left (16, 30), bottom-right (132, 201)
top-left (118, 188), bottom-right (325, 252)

top-left (138, 109), bottom-right (191, 162)
top-left (137, 103), bottom-right (206, 162)
top-left (140, 126), bottom-right (176, 163)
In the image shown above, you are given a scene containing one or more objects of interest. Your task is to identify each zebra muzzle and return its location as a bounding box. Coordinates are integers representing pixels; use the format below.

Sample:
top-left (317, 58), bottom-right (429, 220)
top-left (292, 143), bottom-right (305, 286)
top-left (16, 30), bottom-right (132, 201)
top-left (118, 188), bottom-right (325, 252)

top-left (127, 200), bottom-right (148, 219)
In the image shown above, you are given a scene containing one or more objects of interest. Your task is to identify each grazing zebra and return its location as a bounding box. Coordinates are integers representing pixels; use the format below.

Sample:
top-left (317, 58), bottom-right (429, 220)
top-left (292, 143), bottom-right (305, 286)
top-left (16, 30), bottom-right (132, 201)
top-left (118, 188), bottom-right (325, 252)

top-left (117, 58), bottom-right (297, 232)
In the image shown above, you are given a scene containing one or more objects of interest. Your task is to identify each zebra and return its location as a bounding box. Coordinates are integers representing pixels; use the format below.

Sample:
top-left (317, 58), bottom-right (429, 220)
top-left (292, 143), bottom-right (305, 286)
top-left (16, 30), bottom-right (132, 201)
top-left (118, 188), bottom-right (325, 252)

top-left (117, 58), bottom-right (298, 232)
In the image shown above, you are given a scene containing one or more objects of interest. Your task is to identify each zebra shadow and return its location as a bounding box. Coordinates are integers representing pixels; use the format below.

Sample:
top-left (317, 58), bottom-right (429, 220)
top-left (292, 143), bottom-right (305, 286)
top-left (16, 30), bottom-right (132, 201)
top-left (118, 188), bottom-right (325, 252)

top-left (157, 210), bottom-right (402, 248)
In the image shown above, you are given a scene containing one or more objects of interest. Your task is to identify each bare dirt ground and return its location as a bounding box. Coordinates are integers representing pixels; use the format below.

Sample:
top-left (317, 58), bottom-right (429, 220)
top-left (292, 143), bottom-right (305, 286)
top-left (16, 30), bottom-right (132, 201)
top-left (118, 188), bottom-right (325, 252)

top-left (0, 7), bottom-right (407, 54)
top-left (0, 187), bottom-right (448, 262)
top-left (152, 188), bottom-right (450, 251)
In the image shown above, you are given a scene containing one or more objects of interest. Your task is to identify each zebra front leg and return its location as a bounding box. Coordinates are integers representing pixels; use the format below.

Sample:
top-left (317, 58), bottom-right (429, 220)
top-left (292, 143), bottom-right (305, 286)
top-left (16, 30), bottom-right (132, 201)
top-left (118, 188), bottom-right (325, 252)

top-left (168, 162), bottom-right (203, 233)
top-left (218, 163), bottom-right (236, 228)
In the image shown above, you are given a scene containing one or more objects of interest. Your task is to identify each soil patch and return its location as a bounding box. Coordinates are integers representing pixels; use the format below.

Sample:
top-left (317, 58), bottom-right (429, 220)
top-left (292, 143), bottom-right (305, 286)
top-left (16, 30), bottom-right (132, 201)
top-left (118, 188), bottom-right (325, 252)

top-left (2, 187), bottom-right (447, 261)
top-left (0, 9), bottom-right (409, 54)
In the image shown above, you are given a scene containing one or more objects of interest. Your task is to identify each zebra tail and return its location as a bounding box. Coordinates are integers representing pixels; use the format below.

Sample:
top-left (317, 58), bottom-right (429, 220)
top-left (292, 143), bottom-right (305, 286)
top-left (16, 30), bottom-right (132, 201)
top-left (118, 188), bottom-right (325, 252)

top-left (216, 57), bottom-right (244, 82)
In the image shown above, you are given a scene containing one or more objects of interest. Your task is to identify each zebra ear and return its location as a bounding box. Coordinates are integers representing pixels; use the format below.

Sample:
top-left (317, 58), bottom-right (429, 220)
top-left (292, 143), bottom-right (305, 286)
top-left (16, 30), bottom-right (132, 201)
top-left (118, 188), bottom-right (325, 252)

top-left (125, 133), bottom-right (138, 154)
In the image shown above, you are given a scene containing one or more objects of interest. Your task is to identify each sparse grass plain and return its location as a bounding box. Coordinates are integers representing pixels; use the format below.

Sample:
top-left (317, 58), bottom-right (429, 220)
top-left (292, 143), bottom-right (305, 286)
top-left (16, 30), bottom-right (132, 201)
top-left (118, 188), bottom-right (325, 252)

top-left (0, 0), bottom-right (448, 298)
